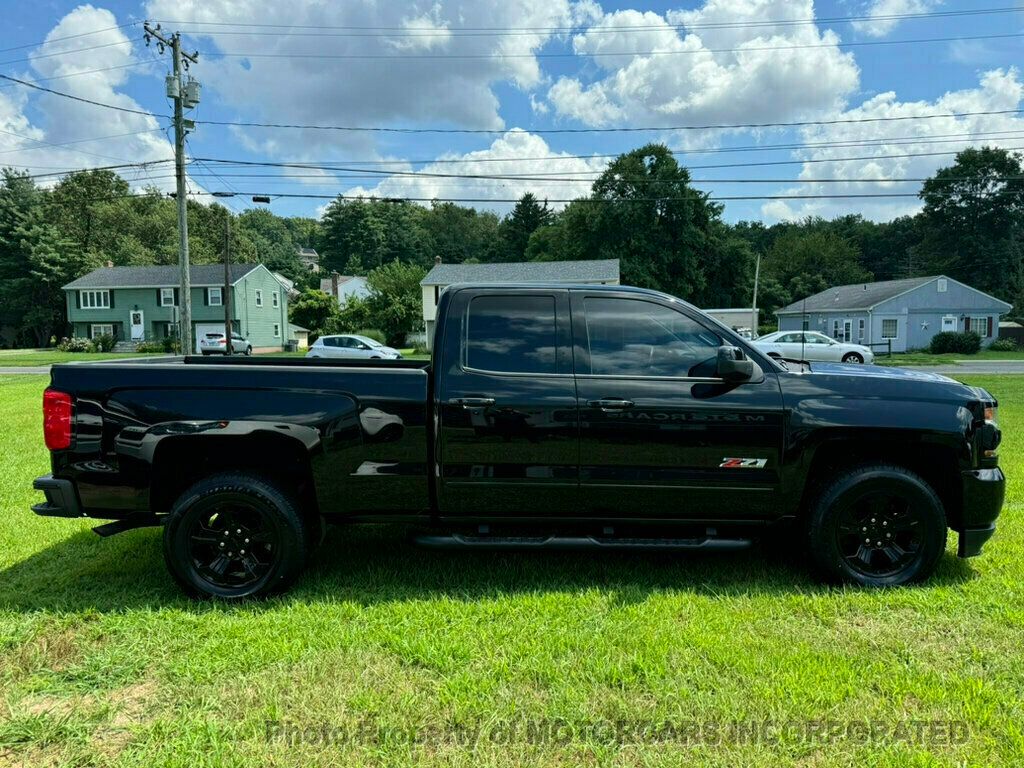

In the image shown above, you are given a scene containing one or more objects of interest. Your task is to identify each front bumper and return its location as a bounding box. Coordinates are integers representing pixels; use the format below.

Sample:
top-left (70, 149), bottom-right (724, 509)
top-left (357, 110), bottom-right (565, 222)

top-left (32, 474), bottom-right (85, 518)
top-left (957, 467), bottom-right (1005, 558)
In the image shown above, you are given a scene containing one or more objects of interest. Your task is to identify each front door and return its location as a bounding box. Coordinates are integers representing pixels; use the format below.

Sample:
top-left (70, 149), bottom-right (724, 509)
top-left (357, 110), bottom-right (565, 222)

top-left (842, 319), bottom-right (853, 344)
top-left (437, 288), bottom-right (578, 517)
top-left (572, 291), bottom-right (785, 521)
top-left (130, 310), bottom-right (145, 341)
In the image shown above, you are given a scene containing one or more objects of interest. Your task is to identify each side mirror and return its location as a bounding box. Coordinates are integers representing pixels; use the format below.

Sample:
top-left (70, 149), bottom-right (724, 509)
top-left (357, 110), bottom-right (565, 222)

top-left (717, 345), bottom-right (754, 383)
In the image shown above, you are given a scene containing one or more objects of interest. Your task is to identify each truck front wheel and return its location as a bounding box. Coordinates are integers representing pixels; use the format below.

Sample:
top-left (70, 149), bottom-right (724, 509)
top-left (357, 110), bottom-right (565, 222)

top-left (163, 473), bottom-right (309, 600)
top-left (807, 464), bottom-right (947, 587)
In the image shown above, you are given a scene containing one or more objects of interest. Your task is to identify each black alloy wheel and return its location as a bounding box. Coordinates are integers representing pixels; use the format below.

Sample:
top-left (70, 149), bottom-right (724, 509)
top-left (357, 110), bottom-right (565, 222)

top-left (835, 491), bottom-right (925, 579)
top-left (164, 473), bottom-right (308, 599)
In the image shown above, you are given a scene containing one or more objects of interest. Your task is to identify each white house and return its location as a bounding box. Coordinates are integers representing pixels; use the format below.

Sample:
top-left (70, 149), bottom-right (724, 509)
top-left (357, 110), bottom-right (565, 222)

top-left (320, 273), bottom-right (370, 306)
top-left (419, 258), bottom-right (621, 348)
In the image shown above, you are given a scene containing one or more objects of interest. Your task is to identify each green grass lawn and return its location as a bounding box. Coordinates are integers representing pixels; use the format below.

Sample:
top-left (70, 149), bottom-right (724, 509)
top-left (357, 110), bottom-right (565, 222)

top-left (0, 350), bottom-right (168, 367)
top-left (0, 374), bottom-right (1021, 766)
top-left (876, 349), bottom-right (1024, 367)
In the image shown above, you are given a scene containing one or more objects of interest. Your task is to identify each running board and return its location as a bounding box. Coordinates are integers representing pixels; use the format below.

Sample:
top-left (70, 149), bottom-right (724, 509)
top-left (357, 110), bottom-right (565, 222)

top-left (412, 533), bottom-right (752, 552)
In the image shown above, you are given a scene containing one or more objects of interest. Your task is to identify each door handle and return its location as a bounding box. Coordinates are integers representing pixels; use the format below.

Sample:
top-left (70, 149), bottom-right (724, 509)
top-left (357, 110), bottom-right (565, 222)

top-left (449, 397), bottom-right (496, 408)
top-left (587, 398), bottom-right (635, 410)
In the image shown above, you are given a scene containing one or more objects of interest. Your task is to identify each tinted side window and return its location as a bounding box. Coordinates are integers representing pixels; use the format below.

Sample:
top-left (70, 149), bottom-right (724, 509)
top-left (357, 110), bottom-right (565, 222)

top-left (466, 295), bottom-right (557, 374)
top-left (583, 298), bottom-right (720, 377)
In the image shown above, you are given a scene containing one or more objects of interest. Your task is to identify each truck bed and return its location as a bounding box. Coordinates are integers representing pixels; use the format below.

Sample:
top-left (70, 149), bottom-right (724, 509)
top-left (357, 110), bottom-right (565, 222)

top-left (47, 357), bottom-right (433, 520)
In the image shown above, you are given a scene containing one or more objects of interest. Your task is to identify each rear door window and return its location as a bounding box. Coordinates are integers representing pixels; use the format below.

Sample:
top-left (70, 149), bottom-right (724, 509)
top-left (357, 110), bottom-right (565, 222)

top-left (466, 295), bottom-right (558, 375)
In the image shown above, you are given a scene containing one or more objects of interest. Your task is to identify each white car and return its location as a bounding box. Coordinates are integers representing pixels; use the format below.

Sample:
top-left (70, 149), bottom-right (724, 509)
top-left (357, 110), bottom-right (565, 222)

top-left (754, 330), bottom-right (875, 364)
top-left (199, 331), bottom-right (252, 356)
top-left (306, 334), bottom-right (403, 360)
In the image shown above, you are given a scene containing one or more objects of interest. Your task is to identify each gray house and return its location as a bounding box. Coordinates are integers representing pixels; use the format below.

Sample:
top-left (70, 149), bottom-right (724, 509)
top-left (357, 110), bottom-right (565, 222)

top-left (775, 276), bottom-right (1011, 352)
top-left (420, 259), bottom-right (621, 348)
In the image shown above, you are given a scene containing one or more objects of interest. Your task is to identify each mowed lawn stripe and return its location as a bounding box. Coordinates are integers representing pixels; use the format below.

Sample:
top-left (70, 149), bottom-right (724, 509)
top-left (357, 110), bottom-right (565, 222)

top-left (0, 374), bottom-right (1022, 766)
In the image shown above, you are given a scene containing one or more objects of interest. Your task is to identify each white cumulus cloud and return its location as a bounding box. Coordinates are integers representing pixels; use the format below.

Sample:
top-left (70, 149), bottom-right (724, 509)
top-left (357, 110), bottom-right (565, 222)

top-left (760, 67), bottom-right (1024, 222)
top-left (546, 0), bottom-right (860, 135)
top-left (852, 0), bottom-right (941, 39)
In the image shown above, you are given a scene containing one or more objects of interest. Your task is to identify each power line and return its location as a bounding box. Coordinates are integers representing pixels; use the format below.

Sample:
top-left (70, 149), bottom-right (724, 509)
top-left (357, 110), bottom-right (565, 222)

top-left (0, 40), bottom-right (134, 70)
top-left (0, 22), bottom-right (137, 55)
top-left (156, 6), bottom-right (1023, 33)
top-left (0, 127), bottom-right (167, 156)
top-left (0, 62), bottom-right (152, 90)
top-left (0, 73), bottom-right (166, 118)
top-left (195, 108), bottom-right (1024, 135)
top-left (190, 31), bottom-right (1024, 61)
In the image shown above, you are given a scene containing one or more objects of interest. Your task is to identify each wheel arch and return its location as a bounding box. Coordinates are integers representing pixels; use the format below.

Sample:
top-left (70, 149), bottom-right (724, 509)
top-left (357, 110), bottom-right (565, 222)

top-left (148, 428), bottom-right (320, 518)
top-left (796, 436), bottom-right (964, 530)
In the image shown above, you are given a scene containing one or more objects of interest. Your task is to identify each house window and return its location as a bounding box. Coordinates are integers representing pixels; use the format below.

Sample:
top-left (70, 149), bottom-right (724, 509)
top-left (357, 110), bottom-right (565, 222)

top-left (272, 291), bottom-right (279, 308)
top-left (208, 287), bottom-right (222, 306)
top-left (832, 319), bottom-right (841, 340)
top-left (941, 315), bottom-right (957, 332)
top-left (273, 323), bottom-right (281, 338)
top-left (937, 278), bottom-right (948, 293)
top-left (160, 288), bottom-right (175, 307)
top-left (882, 319), bottom-right (899, 339)
top-left (801, 315), bottom-right (809, 331)
top-left (255, 289), bottom-right (263, 307)
top-left (90, 323), bottom-right (113, 338)
top-left (970, 317), bottom-right (989, 337)
top-left (80, 290), bottom-right (110, 309)
top-left (858, 319), bottom-right (865, 342)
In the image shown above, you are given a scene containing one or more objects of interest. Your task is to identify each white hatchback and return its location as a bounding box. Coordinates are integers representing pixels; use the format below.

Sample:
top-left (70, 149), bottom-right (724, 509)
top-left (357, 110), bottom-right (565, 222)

top-left (754, 330), bottom-right (875, 364)
top-left (306, 334), bottom-right (403, 360)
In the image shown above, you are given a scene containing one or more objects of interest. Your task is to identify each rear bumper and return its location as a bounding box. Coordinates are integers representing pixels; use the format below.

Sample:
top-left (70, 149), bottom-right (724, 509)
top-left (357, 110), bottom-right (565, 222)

top-left (957, 467), bottom-right (1005, 558)
top-left (32, 474), bottom-right (85, 518)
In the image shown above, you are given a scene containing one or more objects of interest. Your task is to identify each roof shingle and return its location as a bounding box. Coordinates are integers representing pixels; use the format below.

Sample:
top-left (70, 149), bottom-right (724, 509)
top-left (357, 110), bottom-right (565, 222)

top-left (775, 276), bottom-right (938, 314)
top-left (63, 264), bottom-right (260, 290)
top-left (421, 259), bottom-right (620, 286)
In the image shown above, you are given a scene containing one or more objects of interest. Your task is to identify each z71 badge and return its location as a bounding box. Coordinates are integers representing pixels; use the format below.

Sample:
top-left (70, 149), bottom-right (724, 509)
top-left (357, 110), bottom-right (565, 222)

top-left (720, 458), bottom-right (768, 469)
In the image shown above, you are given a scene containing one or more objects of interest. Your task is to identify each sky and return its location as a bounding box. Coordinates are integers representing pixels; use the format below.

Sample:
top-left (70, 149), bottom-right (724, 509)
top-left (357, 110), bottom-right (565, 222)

top-left (1, 0), bottom-right (1023, 223)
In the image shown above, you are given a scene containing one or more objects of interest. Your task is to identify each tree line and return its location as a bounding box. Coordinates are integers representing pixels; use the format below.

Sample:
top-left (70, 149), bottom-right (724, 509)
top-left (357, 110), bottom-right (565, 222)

top-left (1, 144), bottom-right (1021, 347)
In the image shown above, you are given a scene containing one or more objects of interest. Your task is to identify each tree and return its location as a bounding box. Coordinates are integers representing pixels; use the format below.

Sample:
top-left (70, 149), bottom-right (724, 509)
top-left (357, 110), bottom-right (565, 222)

top-left (500, 193), bottom-right (552, 261)
top-left (364, 261), bottom-right (427, 345)
top-left (0, 169), bottom-right (82, 346)
top-left (917, 147), bottom-right (1024, 300)
top-left (764, 227), bottom-right (871, 310)
top-left (288, 289), bottom-right (341, 339)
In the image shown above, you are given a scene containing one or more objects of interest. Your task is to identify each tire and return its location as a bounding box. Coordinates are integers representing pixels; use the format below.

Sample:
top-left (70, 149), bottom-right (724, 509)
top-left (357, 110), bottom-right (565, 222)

top-left (806, 464), bottom-right (946, 587)
top-left (842, 352), bottom-right (864, 364)
top-left (244, 346), bottom-right (252, 356)
top-left (163, 473), bottom-right (309, 600)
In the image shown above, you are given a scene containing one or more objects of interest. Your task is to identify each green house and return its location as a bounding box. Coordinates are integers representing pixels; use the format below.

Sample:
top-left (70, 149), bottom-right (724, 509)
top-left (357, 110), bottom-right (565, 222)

top-left (62, 263), bottom-right (290, 351)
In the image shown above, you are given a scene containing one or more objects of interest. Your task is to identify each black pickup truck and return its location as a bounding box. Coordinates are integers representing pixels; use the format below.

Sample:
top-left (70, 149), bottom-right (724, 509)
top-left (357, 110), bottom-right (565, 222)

top-left (33, 284), bottom-right (1004, 599)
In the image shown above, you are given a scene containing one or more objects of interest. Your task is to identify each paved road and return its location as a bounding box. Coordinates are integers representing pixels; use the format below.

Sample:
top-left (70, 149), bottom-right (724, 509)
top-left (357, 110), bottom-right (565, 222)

top-left (909, 361), bottom-right (1024, 375)
top-left (0, 355), bottom-right (181, 375)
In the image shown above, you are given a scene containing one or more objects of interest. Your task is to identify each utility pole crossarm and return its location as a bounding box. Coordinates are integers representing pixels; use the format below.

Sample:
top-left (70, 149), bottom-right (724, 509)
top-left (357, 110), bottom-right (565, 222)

top-left (143, 22), bottom-right (199, 354)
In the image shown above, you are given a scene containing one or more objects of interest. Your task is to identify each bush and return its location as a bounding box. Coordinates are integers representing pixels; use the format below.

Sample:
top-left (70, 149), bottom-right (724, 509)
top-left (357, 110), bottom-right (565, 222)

top-left (354, 328), bottom-right (386, 344)
top-left (989, 338), bottom-right (1019, 352)
top-left (57, 337), bottom-right (95, 352)
top-left (93, 333), bottom-right (116, 352)
top-left (135, 339), bottom-right (179, 353)
top-left (929, 331), bottom-right (981, 355)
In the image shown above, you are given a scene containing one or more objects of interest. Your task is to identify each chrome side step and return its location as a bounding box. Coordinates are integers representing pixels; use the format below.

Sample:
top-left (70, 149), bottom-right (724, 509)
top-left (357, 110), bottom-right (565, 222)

top-left (412, 533), bottom-right (752, 552)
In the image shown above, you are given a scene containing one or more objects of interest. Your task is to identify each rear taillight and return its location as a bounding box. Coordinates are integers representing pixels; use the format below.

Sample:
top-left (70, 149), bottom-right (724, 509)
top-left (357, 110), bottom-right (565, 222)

top-left (43, 389), bottom-right (72, 450)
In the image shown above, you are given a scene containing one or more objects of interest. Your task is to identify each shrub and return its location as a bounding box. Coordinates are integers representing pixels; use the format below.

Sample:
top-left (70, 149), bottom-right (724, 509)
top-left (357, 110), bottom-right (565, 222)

top-left (929, 331), bottom-right (981, 355)
top-left (57, 337), bottom-right (95, 352)
top-left (135, 339), bottom-right (179, 353)
top-left (988, 338), bottom-right (1018, 352)
top-left (354, 328), bottom-right (386, 344)
top-left (93, 334), bottom-right (116, 352)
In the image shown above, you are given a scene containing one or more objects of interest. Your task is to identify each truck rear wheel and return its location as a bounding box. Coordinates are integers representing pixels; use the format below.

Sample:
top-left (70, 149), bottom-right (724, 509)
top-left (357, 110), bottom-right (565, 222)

top-left (163, 473), bottom-right (308, 600)
top-left (806, 464), bottom-right (947, 587)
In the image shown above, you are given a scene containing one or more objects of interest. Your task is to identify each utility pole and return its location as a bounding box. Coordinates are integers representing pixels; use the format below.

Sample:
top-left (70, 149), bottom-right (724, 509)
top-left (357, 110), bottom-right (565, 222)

top-left (143, 23), bottom-right (199, 354)
top-left (751, 251), bottom-right (761, 337)
top-left (223, 216), bottom-right (233, 355)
